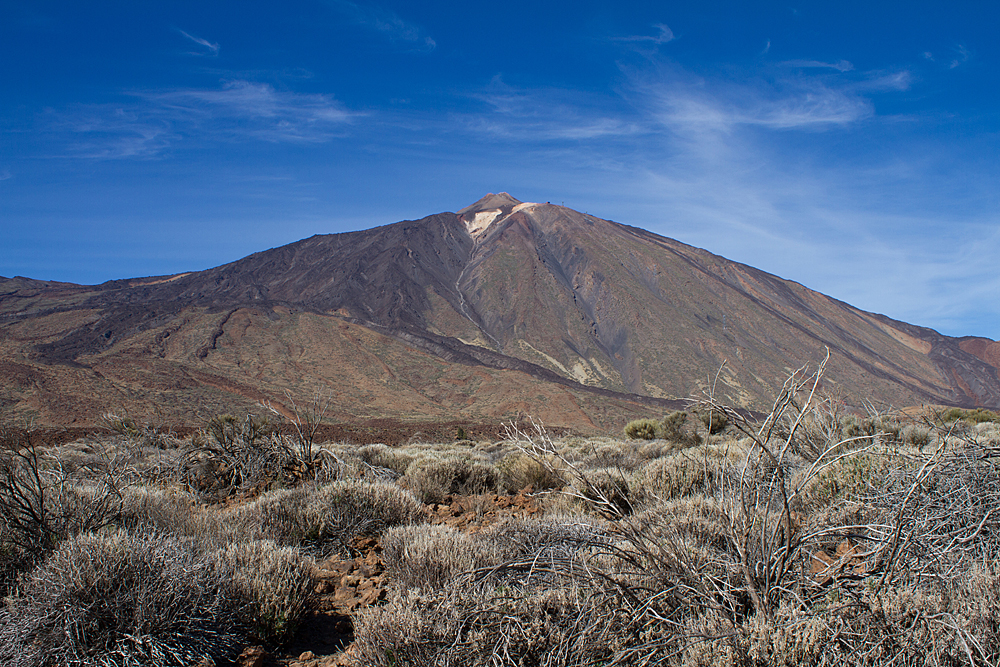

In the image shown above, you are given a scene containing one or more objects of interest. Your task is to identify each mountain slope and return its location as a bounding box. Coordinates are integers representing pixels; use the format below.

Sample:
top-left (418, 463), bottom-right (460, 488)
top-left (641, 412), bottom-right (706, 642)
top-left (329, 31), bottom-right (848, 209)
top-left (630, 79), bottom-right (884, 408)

top-left (1, 194), bottom-right (997, 429)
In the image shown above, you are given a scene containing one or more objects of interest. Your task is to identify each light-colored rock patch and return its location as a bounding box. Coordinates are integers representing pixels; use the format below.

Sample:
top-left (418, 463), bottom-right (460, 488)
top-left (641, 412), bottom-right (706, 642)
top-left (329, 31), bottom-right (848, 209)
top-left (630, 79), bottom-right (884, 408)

top-left (877, 322), bottom-right (932, 355)
top-left (466, 209), bottom-right (502, 236)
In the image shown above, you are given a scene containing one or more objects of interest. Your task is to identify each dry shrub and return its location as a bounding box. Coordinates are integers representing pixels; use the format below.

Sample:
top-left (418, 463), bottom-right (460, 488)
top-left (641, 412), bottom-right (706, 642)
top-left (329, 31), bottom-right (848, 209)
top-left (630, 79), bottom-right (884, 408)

top-left (355, 444), bottom-right (414, 477)
top-left (869, 443), bottom-right (1000, 582)
top-left (975, 421), bottom-right (1000, 446)
top-left (793, 448), bottom-right (900, 510)
top-left (486, 515), bottom-right (606, 563)
top-left (628, 446), bottom-right (734, 507)
top-left (225, 480), bottom-right (424, 553)
top-left (581, 442), bottom-right (646, 470)
top-left (660, 410), bottom-right (702, 447)
top-left (0, 529), bottom-right (244, 667)
top-left (0, 441), bottom-right (125, 591)
top-left (496, 452), bottom-right (564, 493)
top-left (382, 517), bottom-right (606, 593)
top-left (356, 359), bottom-right (1000, 666)
top-left (567, 466), bottom-right (632, 516)
top-left (215, 539), bottom-right (315, 641)
top-left (402, 459), bottom-right (499, 504)
top-left (381, 525), bottom-right (494, 591)
top-left (352, 583), bottom-right (628, 667)
top-left (117, 485), bottom-right (199, 533)
top-left (901, 423), bottom-right (932, 448)
top-left (699, 408), bottom-right (729, 434)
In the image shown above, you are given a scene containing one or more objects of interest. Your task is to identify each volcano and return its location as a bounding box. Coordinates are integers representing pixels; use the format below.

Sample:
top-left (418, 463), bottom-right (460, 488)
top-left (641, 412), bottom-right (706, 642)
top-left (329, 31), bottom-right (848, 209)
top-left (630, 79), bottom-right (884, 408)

top-left (2, 193), bottom-right (998, 431)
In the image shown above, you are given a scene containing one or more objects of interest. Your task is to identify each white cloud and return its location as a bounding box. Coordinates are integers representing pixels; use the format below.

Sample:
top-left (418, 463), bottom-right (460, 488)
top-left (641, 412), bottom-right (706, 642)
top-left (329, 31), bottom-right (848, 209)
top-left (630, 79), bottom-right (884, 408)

top-left (859, 69), bottom-right (912, 91)
top-left (631, 69), bottom-right (872, 132)
top-left (462, 77), bottom-right (643, 141)
top-left (327, 0), bottom-right (435, 50)
top-left (51, 80), bottom-right (355, 157)
top-left (950, 44), bottom-right (971, 69)
top-left (0, 169), bottom-right (11, 181)
top-left (782, 59), bottom-right (854, 72)
top-left (148, 80), bottom-right (353, 130)
top-left (177, 29), bottom-right (220, 56)
top-left (615, 23), bottom-right (675, 45)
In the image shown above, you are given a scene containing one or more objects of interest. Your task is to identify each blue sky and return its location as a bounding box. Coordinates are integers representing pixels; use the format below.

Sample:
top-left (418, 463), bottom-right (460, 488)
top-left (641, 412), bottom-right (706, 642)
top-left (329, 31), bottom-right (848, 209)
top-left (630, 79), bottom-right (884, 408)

top-left (2, 1), bottom-right (998, 339)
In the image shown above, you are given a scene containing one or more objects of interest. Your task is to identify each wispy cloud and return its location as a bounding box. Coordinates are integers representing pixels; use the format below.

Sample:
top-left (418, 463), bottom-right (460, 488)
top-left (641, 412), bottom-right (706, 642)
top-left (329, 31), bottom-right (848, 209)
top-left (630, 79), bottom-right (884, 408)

top-left (614, 23), bottom-right (675, 45)
top-left (47, 107), bottom-right (176, 158)
top-left (326, 0), bottom-right (435, 51)
top-left (950, 44), bottom-right (971, 69)
top-left (49, 80), bottom-right (355, 158)
top-left (176, 29), bottom-right (220, 56)
top-left (781, 59), bottom-right (854, 72)
top-left (146, 80), bottom-right (354, 138)
top-left (859, 69), bottom-right (912, 91)
top-left (0, 169), bottom-right (11, 181)
top-left (631, 68), bottom-right (872, 132)
top-left (461, 76), bottom-right (642, 141)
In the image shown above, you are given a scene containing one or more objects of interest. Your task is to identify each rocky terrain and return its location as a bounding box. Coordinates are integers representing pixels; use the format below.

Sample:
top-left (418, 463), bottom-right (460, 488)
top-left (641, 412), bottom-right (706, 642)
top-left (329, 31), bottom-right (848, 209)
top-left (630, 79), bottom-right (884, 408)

top-left (2, 193), bottom-right (997, 431)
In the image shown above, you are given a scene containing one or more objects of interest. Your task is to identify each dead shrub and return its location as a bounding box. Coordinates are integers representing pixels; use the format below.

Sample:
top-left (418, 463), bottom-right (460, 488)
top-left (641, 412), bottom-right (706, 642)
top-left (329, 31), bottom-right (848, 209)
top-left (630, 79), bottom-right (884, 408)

top-left (0, 440), bottom-right (125, 591)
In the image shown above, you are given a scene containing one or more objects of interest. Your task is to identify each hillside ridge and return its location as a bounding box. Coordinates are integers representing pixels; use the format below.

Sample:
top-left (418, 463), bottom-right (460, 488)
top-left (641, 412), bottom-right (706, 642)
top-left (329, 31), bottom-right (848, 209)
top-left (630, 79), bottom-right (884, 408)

top-left (1, 194), bottom-right (997, 429)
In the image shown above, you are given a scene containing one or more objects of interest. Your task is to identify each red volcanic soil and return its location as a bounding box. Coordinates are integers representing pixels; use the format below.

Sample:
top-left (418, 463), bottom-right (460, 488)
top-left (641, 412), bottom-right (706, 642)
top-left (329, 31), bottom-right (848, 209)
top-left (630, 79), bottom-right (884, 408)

top-left (960, 338), bottom-right (1000, 370)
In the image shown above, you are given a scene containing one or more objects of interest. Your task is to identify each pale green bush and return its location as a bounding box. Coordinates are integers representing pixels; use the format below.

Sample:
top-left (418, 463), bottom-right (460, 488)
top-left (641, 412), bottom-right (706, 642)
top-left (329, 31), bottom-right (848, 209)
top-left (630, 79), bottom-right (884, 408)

top-left (624, 418), bottom-right (659, 440)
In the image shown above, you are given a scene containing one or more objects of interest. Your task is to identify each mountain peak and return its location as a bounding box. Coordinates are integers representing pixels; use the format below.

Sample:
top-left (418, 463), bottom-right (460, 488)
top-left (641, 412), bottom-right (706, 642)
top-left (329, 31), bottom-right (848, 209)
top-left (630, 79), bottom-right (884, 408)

top-left (458, 192), bottom-right (522, 215)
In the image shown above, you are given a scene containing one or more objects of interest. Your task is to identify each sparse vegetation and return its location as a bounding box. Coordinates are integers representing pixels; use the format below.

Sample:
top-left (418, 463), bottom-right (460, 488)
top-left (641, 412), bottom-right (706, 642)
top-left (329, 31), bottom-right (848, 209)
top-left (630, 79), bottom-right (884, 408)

top-left (3, 359), bottom-right (1000, 666)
